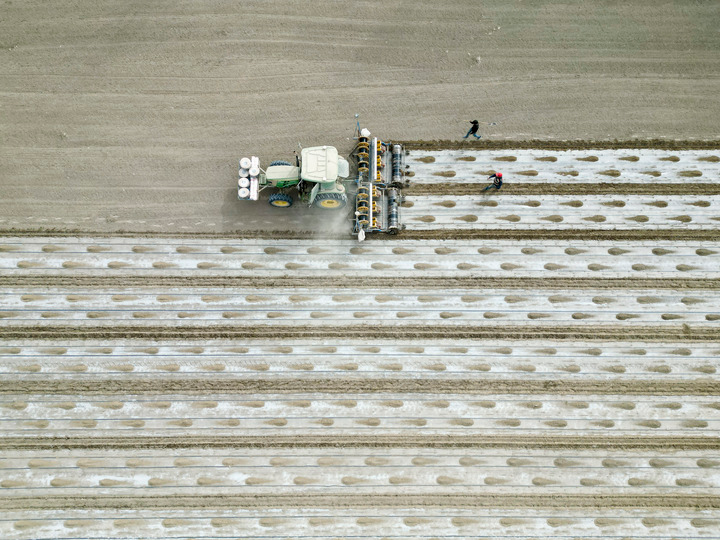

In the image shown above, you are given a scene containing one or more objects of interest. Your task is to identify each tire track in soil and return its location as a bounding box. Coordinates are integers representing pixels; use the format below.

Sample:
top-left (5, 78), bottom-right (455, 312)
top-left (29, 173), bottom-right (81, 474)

top-left (3, 378), bottom-right (717, 396)
top-left (3, 435), bottom-right (716, 451)
top-left (0, 229), bottom-right (327, 239)
top-left (2, 325), bottom-right (717, 341)
top-left (1, 277), bottom-right (718, 290)
top-left (2, 494), bottom-right (718, 511)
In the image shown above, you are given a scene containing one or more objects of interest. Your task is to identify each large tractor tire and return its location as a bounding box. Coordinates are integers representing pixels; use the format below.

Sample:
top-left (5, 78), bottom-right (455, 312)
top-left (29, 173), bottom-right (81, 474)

top-left (269, 193), bottom-right (293, 208)
top-left (269, 160), bottom-right (293, 167)
top-left (314, 192), bottom-right (347, 209)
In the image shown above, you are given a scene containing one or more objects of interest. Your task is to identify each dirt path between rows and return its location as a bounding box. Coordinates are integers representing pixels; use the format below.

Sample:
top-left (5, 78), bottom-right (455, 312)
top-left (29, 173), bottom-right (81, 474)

top-left (2, 276), bottom-right (717, 290)
top-left (3, 493), bottom-right (718, 511)
top-left (3, 435), bottom-right (716, 452)
top-left (3, 378), bottom-right (716, 396)
top-left (2, 325), bottom-right (717, 342)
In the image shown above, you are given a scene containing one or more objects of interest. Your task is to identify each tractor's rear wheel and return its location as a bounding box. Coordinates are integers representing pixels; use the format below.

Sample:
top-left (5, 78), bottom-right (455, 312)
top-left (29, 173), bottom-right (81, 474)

top-left (269, 160), bottom-right (293, 167)
top-left (269, 193), bottom-right (293, 208)
top-left (314, 192), bottom-right (347, 209)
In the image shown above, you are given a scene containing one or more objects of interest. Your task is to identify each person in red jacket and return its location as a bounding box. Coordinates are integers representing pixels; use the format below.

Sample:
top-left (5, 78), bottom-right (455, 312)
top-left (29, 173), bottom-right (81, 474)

top-left (483, 172), bottom-right (503, 191)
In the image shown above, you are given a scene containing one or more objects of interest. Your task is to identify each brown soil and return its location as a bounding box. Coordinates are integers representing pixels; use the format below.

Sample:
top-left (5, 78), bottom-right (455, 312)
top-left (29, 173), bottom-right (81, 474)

top-left (2, 435), bottom-right (718, 454)
top-left (0, 492), bottom-right (718, 512)
top-left (3, 324), bottom-right (717, 342)
top-left (2, 377), bottom-right (717, 396)
top-left (1, 276), bottom-right (716, 291)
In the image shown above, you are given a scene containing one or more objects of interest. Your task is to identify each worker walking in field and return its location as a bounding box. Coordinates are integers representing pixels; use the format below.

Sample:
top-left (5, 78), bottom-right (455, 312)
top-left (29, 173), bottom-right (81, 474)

top-left (483, 172), bottom-right (503, 191)
top-left (463, 120), bottom-right (482, 139)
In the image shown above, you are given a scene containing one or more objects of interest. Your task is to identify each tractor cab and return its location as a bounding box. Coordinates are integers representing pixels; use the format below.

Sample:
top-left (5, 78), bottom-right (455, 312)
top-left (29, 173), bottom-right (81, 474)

top-left (299, 146), bottom-right (350, 208)
top-left (300, 146), bottom-right (350, 185)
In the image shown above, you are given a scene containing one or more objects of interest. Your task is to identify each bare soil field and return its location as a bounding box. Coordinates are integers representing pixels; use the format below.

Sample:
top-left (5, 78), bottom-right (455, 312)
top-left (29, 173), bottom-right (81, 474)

top-left (1, 0), bottom-right (720, 233)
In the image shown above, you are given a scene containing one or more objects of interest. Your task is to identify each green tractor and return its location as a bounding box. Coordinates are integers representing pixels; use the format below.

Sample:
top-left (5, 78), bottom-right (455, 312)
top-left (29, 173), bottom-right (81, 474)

top-left (238, 145), bottom-right (349, 209)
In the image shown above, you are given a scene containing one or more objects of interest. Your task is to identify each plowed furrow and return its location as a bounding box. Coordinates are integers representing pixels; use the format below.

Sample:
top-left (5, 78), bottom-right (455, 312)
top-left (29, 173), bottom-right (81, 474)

top-left (2, 435), bottom-right (717, 451)
top-left (0, 276), bottom-right (717, 290)
top-left (2, 324), bottom-right (717, 341)
top-left (2, 493), bottom-right (718, 511)
top-left (2, 378), bottom-right (717, 396)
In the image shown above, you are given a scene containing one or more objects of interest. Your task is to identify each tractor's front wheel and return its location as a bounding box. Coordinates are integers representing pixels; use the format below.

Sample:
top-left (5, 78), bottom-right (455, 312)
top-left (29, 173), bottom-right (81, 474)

top-left (314, 192), bottom-right (347, 209)
top-left (269, 193), bottom-right (293, 208)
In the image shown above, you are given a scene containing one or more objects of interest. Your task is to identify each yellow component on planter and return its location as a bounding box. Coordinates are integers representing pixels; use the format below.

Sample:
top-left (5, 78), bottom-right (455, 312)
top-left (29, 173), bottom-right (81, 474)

top-left (319, 198), bottom-right (342, 208)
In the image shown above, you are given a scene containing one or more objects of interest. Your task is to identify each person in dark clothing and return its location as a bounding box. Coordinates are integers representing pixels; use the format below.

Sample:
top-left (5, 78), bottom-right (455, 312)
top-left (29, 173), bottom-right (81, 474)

top-left (483, 172), bottom-right (503, 191)
top-left (463, 120), bottom-right (482, 139)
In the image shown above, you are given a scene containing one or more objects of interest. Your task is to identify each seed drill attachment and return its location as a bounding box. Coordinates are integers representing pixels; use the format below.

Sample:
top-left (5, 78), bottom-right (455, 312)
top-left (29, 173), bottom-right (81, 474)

top-left (353, 128), bottom-right (407, 240)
